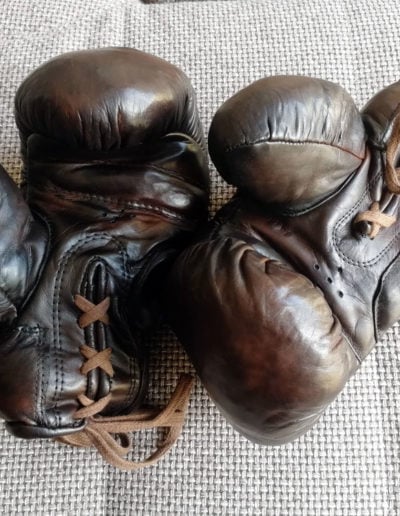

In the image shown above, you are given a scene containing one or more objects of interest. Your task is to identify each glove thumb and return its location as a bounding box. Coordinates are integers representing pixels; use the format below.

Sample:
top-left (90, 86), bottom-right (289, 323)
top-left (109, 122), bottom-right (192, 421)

top-left (0, 164), bottom-right (47, 322)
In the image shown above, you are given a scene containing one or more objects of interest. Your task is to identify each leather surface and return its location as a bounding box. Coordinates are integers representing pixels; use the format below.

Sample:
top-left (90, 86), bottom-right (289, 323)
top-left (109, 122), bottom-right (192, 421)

top-left (167, 76), bottom-right (400, 444)
top-left (0, 48), bottom-right (208, 438)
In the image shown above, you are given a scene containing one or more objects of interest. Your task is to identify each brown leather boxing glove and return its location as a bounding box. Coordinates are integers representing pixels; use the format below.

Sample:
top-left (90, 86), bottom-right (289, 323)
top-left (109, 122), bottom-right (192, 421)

top-left (0, 48), bottom-right (208, 469)
top-left (167, 76), bottom-right (400, 444)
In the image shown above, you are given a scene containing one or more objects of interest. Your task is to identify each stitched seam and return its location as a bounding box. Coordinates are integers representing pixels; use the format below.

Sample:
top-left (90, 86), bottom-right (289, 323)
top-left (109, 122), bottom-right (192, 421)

top-left (32, 327), bottom-right (41, 423)
top-left (380, 102), bottom-right (400, 145)
top-left (37, 328), bottom-right (44, 425)
top-left (125, 356), bottom-right (137, 410)
top-left (332, 172), bottom-right (400, 267)
top-left (274, 171), bottom-right (357, 217)
top-left (342, 329), bottom-right (362, 364)
top-left (46, 184), bottom-right (188, 222)
top-left (223, 138), bottom-right (365, 160)
top-left (33, 156), bottom-right (206, 189)
top-left (52, 233), bottom-right (131, 425)
top-left (17, 327), bottom-right (47, 425)
top-left (40, 329), bottom-right (50, 427)
top-left (374, 250), bottom-right (400, 334)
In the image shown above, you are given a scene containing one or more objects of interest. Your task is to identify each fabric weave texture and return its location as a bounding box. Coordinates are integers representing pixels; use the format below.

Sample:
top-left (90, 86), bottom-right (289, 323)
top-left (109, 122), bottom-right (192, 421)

top-left (0, 0), bottom-right (399, 514)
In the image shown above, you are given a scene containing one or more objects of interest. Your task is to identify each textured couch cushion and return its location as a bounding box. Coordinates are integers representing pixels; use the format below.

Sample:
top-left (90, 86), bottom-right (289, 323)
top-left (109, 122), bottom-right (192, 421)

top-left (142, 0), bottom-right (224, 3)
top-left (0, 1), bottom-right (399, 515)
top-left (142, 1), bottom-right (218, 3)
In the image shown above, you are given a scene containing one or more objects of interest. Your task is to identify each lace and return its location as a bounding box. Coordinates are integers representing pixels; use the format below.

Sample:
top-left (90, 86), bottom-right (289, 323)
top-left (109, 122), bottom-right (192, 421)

top-left (354, 112), bottom-right (400, 238)
top-left (354, 202), bottom-right (396, 239)
top-left (56, 294), bottom-right (194, 471)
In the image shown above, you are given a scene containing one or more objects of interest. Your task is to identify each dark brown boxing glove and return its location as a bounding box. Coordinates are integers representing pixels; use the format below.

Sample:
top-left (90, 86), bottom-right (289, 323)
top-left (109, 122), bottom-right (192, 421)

top-left (0, 48), bottom-right (209, 469)
top-left (167, 76), bottom-right (400, 445)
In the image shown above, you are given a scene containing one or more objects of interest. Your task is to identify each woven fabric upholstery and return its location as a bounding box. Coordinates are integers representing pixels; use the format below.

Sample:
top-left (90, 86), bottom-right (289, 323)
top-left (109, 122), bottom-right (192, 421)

top-left (0, 1), bottom-right (399, 514)
top-left (142, 1), bottom-right (222, 4)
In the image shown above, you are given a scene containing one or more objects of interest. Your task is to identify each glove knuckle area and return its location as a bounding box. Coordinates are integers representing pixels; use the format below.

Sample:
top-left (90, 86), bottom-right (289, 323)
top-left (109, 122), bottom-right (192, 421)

top-left (209, 76), bottom-right (366, 208)
top-left (14, 49), bottom-right (209, 227)
top-left (15, 48), bottom-right (202, 152)
top-left (168, 236), bottom-right (358, 444)
top-left (26, 134), bottom-right (208, 228)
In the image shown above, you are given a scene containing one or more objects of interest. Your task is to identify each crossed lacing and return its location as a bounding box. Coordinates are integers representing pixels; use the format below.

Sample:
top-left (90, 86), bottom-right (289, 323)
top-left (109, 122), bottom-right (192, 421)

top-left (354, 113), bottom-right (400, 238)
top-left (57, 294), bottom-right (194, 471)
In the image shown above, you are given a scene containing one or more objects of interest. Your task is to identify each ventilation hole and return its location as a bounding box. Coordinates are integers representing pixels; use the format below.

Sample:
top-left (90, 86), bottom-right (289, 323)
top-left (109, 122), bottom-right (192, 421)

top-left (327, 277), bottom-right (333, 284)
top-left (314, 264), bottom-right (320, 270)
top-left (338, 291), bottom-right (344, 298)
top-left (338, 267), bottom-right (343, 274)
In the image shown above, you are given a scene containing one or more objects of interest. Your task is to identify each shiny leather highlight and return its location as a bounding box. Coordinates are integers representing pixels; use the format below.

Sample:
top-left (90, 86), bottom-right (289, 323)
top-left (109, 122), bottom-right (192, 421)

top-left (0, 48), bottom-right (208, 441)
top-left (167, 76), bottom-right (400, 445)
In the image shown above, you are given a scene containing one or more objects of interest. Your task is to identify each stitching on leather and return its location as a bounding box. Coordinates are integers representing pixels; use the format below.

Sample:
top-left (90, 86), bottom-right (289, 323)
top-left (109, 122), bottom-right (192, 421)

top-left (125, 355), bottom-right (137, 411)
top-left (37, 329), bottom-right (44, 425)
top-left (46, 184), bottom-right (188, 222)
top-left (373, 250), bottom-right (400, 334)
top-left (82, 267), bottom-right (138, 413)
top-left (223, 138), bottom-right (366, 161)
top-left (341, 329), bottom-right (362, 364)
top-left (53, 233), bottom-right (91, 424)
top-left (52, 269), bottom-right (60, 426)
top-left (17, 326), bottom-right (47, 425)
top-left (332, 171), bottom-right (400, 267)
top-left (33, 328), bottom-right (42, 423)
top-left (52, 232), bottom-right (132, 425)
top-left (40, 329), bottom-right (50, 428)
top-left (379, 102), bottom-right (400, 145)
top-left (33, 148), bottom-right (206, 189)
top-left (274, 172), bottom-right (357, 217)
top-left (17, 326), bottom-right (42, 335)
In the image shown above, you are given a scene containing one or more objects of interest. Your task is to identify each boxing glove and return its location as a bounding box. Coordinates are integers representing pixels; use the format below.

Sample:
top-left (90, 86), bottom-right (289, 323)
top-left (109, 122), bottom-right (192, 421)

top-left (167, 76), bottom-right (400, 444)
top-left (0, 48), bottom-right (208, 469)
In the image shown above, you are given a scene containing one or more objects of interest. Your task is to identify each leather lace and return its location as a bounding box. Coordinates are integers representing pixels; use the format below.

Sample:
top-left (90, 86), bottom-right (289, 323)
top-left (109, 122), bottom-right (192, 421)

top-left (354, 201), bottom-right (396, 239)
top-left (354, 113), bottom-right (400, 238)
top-left (57, 294), bottom-right (194, 471)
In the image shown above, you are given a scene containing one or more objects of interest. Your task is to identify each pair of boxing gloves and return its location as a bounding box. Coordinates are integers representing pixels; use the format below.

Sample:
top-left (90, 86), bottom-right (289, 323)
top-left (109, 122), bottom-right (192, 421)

top-left (0, 47), bottom-right (399, 469)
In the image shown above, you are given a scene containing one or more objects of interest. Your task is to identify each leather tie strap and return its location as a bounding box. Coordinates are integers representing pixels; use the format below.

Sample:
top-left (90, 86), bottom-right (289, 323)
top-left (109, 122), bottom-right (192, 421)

top-left (75, 294), bottom-right (110, 326)
top-left (56, 294), bottom-right (194, 470)
top-left (58, 374), bottom-right (194, 471)
top-left (354, 201), bottom-right (396, 239)
top-left (73, 295), bottom-right (114, 419)
top-left (79, 345), bottom-right (114, 377)
top-left (354, 112), bottom-right (400, 238)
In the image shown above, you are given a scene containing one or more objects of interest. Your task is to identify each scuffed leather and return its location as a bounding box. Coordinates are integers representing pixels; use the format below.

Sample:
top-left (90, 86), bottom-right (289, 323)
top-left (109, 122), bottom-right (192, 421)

top-left (167, 77), bottom-right (400, 445)
top-left (209, 76), bottom-right (366, 208)
top-left (0, 48), bottom-right (208, 439)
